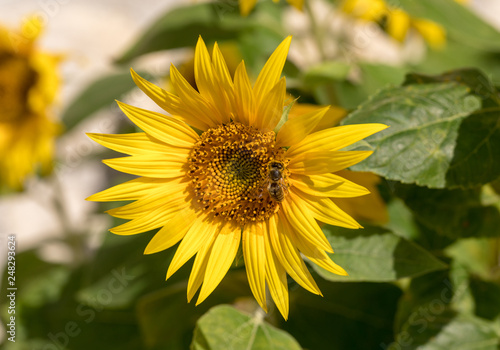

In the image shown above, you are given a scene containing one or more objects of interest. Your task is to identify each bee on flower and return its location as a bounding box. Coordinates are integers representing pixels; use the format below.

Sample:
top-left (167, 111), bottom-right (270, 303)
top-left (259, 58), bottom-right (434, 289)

top-left (87, 36), bottom-right (388, 319)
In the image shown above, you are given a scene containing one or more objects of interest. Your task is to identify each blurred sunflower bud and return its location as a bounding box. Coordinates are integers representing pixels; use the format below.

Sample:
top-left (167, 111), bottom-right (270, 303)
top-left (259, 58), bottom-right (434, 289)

top-left (340, 0), bottom-right (447, 49)
top-left (0, 18), bottom-right (61, 192)
top-left (239, 0), bottom-right (304, 17)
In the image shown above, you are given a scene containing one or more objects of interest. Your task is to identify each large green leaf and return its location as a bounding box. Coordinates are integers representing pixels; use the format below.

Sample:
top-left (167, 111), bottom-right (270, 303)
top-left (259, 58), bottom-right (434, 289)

top-left (404, 69), bottom-right (500, 188)
top-left (316, 225), bottom-right (447, 282)
top-left (115, 2), bottom-right (284, 64)
top-left (399, 0), bottom-right (500, 51)
top-left (394, 183), bottom-right (500, 238)
top-left (191, 305), bottom-right (301, 350)
top-left (342, 82), bottom-right (481, 188)
top-left (302, 61), bottom-right (351, 87)
top-left (62, 71), bottom-right (144, 132)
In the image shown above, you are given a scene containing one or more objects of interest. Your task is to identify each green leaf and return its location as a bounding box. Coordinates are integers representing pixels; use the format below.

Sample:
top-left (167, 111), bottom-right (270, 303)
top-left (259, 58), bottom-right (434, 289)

top-left (115, 2), bottom-right (283, 64)
top-left (302, 61), bottom-right (351, 86)
top-left (191, 305), bottom-right (301, 350)
top-left (342, 82), bottom-right (481, 188)
top-left (316, 225), bottom-right (447, 282)
top-left (394, 183), bottom-right (500, 238)
top-left (62, 71), bottom-right (143, 131)
top-left (402, 70), bottom-right (500, 188)
top-left (445, 109), bottom-right (500, 188)
top-left (404, 68), bottom-right (500, 108)
top-left (399, 0), bottom-right (500, 51)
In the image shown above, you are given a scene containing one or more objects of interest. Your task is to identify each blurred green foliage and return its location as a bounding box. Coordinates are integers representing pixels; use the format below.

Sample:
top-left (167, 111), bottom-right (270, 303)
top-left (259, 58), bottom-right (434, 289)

top-left (2, 0), bottom-right (500, 349)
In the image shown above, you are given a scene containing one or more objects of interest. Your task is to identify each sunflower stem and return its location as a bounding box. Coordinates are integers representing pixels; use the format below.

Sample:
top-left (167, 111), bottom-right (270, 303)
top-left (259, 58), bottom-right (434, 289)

top-left (51, 174), bottom-right (85, 265)
top-left (304, 0), bottom-right (327, 61)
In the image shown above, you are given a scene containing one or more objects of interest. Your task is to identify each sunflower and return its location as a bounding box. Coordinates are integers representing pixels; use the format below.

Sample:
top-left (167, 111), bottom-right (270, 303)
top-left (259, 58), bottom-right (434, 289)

top-left (87, 36), bottom-right (387, 319)
top-left (239, 0), bottom-right (303, 17)
top-left (340, 0), bottom-right (446, 49)
top-left (0, 18), bottom-right (61, 191)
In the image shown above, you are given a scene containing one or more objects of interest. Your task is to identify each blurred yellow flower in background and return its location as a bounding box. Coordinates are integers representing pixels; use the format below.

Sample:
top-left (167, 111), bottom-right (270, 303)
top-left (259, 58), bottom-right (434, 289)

top-left (87, 36), bottom-right (387, 319)
top-left (0, 18), bottom-right (61, 191)
top-left (341, 0), bottom-right (446, 48)
top-left (240, 0), bottom-right (304, 16)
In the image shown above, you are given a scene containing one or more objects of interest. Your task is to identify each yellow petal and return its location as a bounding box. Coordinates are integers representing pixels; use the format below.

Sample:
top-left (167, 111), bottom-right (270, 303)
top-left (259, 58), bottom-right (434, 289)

top-left (87, 132), bottom-right (190, 156)
top-left (276, 106), bottom-right (329, 147)
top-left (187, 228), bottom-right (218, 302)
top-left (288, 103), bottom-right (346, 133)
top-left (285, 224), bottom-right (347, 276)
top-left (270, 213), bottom-right (322, 295)
top-left (103, 153), bottom-right (188, 178)
top-left (282, 194), bottom-right (333, 253)
top-left (194, 37), bottom-right (231, 123)
top-left (287, 123), bottom-right (388, 157)
top-left (110, 204), bottom-right (187, 236)
top-left (253, 36), bottom-right (291, 107)
top-left (333, 170), bottom-right (389, 223)
top-left (212, 42), bottom-right (236, 113)
top-left (166, 216), bottom-right (219, 279)
top-left (144, 208), bottom-right (197, 254)
top-left (240, 0), bottom-right (257, 16)
top-left (242, 222), bottom-right (267, 312)
top-left (255, 77), bottom-right (286, 132)
top-left (287, 150), bottom-right (373, 175)
top-left (106, 190), bottom-right (187, 219)
top-left (117, 101), bottom-right (198, 148)
top-left (170, 64), bottom-right (224, 126)
top-left (293, 188), bottom-right (361, 229)
top-left (264, 219), bottom-right (289, 320)
top-left (233, 61), bottom-right (255, 126)
top-left (290, 173), bottom-right (370, 198)
top-left (197, 223), bottom-right (241, 305)
top-left (130, 68), bottom-right (210, 131)
top-left (86, 177), bottom-right (171, 202)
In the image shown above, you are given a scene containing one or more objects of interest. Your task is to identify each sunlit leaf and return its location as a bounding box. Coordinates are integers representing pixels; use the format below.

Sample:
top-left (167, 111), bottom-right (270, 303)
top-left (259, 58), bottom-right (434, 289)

top-left (191, 305), bottom-right (301, 350)
top-left (302, 61), bottom-right (351, 86)
top-left (316, 225), bottom-right (447, 282)
top-left (342, 82), bottom-right (481, 188)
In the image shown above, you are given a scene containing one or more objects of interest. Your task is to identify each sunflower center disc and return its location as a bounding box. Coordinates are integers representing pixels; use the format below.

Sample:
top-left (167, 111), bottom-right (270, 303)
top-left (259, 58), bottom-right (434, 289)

top-left (188, 122), bottom-right (287, 226)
